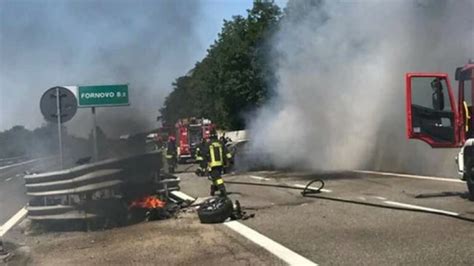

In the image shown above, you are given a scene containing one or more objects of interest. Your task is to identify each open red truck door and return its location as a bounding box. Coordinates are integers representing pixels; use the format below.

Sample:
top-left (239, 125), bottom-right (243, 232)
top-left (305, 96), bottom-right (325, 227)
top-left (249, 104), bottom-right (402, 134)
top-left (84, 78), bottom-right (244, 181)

top-left (405, 73), bottom-right (462, 148)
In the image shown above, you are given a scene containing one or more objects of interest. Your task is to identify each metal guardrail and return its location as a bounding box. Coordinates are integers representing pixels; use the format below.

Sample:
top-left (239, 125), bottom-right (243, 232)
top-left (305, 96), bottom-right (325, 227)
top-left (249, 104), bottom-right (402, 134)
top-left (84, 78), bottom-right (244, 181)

top-left (24, 151), bottom-right (168, 222)
top-left (26, 169), bottom-right (123, 194)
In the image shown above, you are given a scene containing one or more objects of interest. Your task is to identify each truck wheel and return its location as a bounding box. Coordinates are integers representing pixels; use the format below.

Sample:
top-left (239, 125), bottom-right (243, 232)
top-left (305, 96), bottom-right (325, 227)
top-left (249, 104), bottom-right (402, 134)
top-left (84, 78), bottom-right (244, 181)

top-left (467, 180), bottom-right (474, 201)
top-left (197, 197), bottom-right (233, 224)
top-left (467, 176), bottom-right (474, 201)
top-left (464, 158), bottom-right (474, 201)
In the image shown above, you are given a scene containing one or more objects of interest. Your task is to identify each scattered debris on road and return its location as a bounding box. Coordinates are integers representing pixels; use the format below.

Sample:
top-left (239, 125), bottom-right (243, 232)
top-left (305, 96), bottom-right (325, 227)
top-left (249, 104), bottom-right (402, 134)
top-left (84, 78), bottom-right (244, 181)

top-left (0, 240), bottom-right (12, 263)
top-left (128, 195), bottom-right (174, 221)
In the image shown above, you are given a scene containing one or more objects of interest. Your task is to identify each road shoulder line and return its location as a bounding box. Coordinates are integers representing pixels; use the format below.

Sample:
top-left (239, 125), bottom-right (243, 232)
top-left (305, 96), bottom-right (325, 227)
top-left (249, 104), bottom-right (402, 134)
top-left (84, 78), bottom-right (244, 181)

top-left (293, 184), bottom-right (332, 193)
top-left (245, 175), bottom-right (332, 193)
top-left (383, 201), bottom-right (460, 216)
top-left (173, 190), bottom-right (318, 266)
top-left (0, 207), bottom-right (27, 237)
top-left (0, 158), bottom-right (45, 171)
top-left (248, 175), bottom-right (271, 181)
top-left (353, 170), bottom-right (464, 183)
top-left (224, 221), bottom-right (317, 266)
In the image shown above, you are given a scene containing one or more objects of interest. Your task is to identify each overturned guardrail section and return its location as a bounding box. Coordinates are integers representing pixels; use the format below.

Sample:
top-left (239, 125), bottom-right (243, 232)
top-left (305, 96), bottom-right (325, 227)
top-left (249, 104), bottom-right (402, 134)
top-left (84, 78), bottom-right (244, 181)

top-left (23, 151), bottom-right (177, 224)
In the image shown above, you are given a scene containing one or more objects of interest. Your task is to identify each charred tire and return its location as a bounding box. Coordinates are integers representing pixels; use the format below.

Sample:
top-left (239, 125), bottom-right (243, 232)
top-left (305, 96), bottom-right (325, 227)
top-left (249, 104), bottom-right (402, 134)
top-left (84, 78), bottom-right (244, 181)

top-left (464, 157), bottom-right (474, 201)
top-left (198, 197), bottom-right (233, 224)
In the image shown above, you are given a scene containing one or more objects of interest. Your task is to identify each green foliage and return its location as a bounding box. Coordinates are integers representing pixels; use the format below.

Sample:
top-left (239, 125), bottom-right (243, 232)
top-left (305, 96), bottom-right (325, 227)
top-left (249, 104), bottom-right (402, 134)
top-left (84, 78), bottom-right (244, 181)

top-left (0, 125), bottom-right (31, 157)
top-left (0, 124), bottom-right (55, 158)
top-left (159, 76), bottom-right (198, 126)
top-left (160, 0), bottom-right (282, 130)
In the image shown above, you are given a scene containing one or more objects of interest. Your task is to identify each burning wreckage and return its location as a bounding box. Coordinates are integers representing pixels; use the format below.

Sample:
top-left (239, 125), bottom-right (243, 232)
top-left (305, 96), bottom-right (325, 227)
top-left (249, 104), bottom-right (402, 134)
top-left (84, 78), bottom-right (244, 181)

top-left (22, 150), bottom-right (249, 232)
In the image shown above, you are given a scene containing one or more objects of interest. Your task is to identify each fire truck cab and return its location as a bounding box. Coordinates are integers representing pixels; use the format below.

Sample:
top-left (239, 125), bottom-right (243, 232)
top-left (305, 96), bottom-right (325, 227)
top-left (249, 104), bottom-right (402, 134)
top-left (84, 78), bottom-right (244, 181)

top-left (175, 118), bottom-right (215, 163)
top-left (405, 60), bottom-right (474, 199)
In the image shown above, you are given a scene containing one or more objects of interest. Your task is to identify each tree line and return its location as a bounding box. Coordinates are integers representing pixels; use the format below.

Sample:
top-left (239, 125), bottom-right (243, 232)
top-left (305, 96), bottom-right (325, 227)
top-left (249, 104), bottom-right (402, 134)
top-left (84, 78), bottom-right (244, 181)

top-left (159, 0), bottom-right (282, 130)
top-left (0, 124), bottom-right (85, 158)
top-left (0, 124), bottom-right (140, 161)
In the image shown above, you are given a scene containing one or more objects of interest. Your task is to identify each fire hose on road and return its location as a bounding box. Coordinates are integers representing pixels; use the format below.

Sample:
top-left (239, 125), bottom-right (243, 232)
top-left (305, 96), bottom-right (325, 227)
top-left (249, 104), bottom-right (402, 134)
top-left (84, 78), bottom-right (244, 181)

top-left (223, 178), bottom-right (474, 224)
top-left (225, 178), bottom-right (325, 196)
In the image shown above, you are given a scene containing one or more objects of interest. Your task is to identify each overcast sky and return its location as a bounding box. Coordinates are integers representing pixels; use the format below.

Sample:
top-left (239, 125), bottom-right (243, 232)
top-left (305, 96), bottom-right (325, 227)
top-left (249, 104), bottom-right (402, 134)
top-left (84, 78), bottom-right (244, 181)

top-left (0, 0), bottom-right (286, 136)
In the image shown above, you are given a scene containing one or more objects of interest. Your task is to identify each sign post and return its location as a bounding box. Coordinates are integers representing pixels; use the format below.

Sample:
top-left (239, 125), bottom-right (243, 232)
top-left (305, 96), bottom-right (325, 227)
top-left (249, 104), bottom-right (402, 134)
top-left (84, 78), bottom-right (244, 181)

top-left (91, 107), bottom-right (98, 162)
top-left (40, 87), bottom-right (77, 169)
top-left (76, 84), bottom-right (129, 162)
top-left (55, 87), bottom-right (63, 169)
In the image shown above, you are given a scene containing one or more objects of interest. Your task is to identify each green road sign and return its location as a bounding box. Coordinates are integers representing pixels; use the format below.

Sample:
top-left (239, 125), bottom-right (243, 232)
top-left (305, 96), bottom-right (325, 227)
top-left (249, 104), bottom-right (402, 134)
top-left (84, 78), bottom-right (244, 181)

top-left (78, 84), bottom-right (129, 107)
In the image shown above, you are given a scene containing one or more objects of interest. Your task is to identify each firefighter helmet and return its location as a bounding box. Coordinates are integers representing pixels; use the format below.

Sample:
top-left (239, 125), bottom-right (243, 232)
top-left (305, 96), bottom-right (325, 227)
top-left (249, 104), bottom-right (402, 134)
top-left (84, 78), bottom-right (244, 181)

top-left (209, 129), bottom-right (218, 140)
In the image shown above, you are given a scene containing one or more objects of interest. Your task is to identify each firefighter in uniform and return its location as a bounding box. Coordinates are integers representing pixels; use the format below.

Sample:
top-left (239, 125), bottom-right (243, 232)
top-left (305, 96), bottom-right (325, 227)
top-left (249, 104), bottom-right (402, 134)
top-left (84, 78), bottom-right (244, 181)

top-left (194, 138), bottom-right (207, 176)
top-left (154, 135), bottom-right (164, 150)
top-left (203, 131), bottom-right (232, 197)
top-left (165, 136), bottom-right (177, 173)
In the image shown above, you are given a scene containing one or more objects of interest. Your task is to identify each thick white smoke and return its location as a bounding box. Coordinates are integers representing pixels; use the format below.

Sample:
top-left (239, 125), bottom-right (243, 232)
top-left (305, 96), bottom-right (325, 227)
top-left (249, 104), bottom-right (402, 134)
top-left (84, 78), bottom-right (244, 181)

top-left (250, 0), bottom-right (473, 176)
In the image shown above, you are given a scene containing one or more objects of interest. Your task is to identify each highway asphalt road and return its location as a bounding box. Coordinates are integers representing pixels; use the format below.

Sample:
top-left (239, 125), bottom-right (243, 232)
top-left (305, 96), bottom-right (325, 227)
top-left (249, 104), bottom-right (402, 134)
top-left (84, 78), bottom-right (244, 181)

top-left (178, 167), bottom-right (474, 265)
top-left (2, 163), bottom-right (473, 265)
top-left (0, 159), bottom-right (56, 226)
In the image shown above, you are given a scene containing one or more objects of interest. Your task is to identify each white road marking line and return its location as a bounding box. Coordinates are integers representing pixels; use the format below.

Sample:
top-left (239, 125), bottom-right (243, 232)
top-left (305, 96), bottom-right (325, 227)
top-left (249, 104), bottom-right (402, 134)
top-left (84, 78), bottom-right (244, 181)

top-left (0, 158), bottom-right (43, 171)
top-left (0, 207), bottom-right (27, 237)
top-left (293, 184), bottom-right (332, 193)
top-left (238, 175), bottom-right (331, 193)
top-left (353, 170), bottom-right (464, 183)
top-left (383, 201), bottom-right (459, 216)
top-left (249, 175), bottom-right (271, 181)
top-left (173, 191), bottom-right (317, 265)
top-left (373, 196), bottom-right (387, 200)
top-left (224, 221), bottom-right (317, 266)
top-left (5, 177), bottom-right (12, 182)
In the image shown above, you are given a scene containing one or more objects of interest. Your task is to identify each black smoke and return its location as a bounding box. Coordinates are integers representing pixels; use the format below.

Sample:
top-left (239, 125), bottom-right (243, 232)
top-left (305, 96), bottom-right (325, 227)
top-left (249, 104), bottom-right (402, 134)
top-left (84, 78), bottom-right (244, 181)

top-left (0, 0), bottom-right (203, 137)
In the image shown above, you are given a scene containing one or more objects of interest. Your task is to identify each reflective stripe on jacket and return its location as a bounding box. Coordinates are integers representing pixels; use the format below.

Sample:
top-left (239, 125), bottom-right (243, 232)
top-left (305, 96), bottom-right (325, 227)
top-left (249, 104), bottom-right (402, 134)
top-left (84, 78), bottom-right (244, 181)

top-left (195, 147), bottom-right (203, 161)
top-left (209, 141), bottom-right (224, 167)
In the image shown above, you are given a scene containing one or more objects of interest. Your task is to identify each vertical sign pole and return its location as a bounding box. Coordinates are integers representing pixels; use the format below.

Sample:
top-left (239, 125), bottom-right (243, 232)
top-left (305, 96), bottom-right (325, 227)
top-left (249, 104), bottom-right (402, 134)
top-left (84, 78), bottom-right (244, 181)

top-left (56, 87), bottom-right (64, 169)
top-left (92, 107), bottom-right (98, 162)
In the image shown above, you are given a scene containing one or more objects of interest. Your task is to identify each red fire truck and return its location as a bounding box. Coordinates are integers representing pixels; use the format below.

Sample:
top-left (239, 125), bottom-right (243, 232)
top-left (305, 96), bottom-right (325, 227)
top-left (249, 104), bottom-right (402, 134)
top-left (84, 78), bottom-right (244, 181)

top-left (175, 118), bottom-right (215, 162)
top-left (405, 60), bottom-right (474, 199)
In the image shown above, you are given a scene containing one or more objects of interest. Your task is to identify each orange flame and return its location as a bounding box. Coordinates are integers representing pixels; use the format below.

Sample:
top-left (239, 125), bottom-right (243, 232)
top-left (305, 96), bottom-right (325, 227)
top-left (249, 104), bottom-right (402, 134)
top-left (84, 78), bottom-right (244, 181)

top-left (129, 195), bottom-right (166, 209)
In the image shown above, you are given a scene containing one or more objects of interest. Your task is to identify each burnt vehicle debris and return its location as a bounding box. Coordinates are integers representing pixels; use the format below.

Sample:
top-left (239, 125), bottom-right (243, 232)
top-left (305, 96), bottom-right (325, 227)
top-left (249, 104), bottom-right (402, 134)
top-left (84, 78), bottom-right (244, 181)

top-left (23, 151), bottom-right (184, 230)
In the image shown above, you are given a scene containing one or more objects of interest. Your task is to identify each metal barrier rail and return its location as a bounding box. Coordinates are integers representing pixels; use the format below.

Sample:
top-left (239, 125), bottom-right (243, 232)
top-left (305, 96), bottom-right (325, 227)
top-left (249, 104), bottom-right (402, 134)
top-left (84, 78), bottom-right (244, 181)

top-left (24, 151), bottom-right (166, 221)
top-left (24, 152), bottom-right (161, 184)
